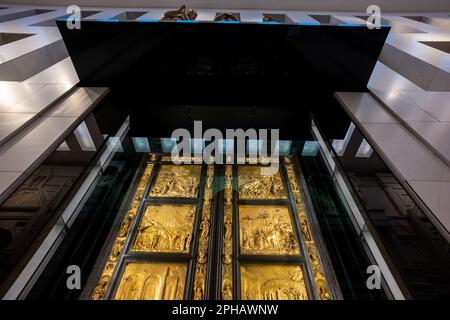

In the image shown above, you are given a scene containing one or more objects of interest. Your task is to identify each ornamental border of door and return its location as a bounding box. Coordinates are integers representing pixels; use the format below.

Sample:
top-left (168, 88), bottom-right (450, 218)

top-left (84, 154), bottom-right (341, 300)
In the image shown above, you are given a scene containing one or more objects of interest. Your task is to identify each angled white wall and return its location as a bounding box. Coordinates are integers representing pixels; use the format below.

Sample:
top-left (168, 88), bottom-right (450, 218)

top-left (3, 0), bottom-right (450, 12)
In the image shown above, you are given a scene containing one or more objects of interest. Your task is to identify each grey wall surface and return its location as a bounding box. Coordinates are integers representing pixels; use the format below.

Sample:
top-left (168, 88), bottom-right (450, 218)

top-left (2, 0), bottom-right (450, 12)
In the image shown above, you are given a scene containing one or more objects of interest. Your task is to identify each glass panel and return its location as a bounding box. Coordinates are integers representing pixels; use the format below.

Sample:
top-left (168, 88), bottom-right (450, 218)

top-left (240, 264), bottom-right (309, 300)
top-left (314, 111), bottom-right (450, 299)
top-left (285, 162), bottom-right (332, 300)
top-left (131, 204), bottom-right (196, 253)
top-left (115, 262), bottom-right (187, 300)
top-left (91, 162), bottom-right (155, 300)
top-left (239, 205), bottom-right (300, 255)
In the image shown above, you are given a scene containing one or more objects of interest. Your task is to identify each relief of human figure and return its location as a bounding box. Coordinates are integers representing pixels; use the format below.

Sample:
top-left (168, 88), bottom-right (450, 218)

top-left (184, 233), bottom-right (192, 251)
top-left (199, 218), bottom-right (210, 240)
top-left (224, 215), bottom-right (232, 240)
top-left (222, 280), bottom-right (233, 300)
top-left (194, 285), bottom-right (204, 300)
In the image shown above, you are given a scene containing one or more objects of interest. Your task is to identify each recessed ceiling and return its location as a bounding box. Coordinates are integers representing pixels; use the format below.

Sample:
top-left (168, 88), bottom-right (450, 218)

top-left (4, 0), bottom-right (450, 12)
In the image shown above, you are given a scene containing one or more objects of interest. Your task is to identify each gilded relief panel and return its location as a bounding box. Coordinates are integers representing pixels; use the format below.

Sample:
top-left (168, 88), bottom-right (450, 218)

top-left (132, 204), bottom-right (196, 253)
top-left (150, 165), bottom-right (201, 198)
top-left (238, 166), bottom-right (286, 200)
top-left (92, 156), bottom-right (334, 301)
top-left (239, 205), bottom-right (299, 255)
top-left (240, 264), bottom-right (309, 300)
top-left (115, 262), bottom-right (187, 300)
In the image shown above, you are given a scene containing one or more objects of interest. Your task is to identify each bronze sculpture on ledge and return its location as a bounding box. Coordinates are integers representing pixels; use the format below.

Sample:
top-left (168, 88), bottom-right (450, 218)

top-left (161, 5), bottom-right (198, 21)
top-left (214, 12), bottom-right (239, 22)
top-left (263, 15), bottom-right (280, 22)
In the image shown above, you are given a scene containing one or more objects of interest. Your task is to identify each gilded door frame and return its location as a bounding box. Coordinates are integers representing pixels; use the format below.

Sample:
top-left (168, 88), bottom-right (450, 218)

top-left (288, 157), bottom-right (343, 300)
top-left (109, 159), bottom-right (213, 299)
top-left (216, 157), bottom-right (342, 300)
top-left (84, 155), bottom-right (218, 299)
top-left (81, 156), bottom-right (154, 300)
top-left (84, 155), bottom-right (342, 300)
top-left (229, 163), bottom-right (316, 299)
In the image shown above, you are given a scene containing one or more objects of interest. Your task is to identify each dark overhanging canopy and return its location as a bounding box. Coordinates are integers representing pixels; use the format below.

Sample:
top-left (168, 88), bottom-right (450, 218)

top-left (57, 20), bottom-right (390, 139)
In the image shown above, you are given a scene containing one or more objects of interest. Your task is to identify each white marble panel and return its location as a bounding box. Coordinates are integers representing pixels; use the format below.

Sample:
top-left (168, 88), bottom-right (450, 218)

top-left (379, 44), bottom-right (405, 71)
top-left (363, 122), bottom-right (450, 182)
top-left (44, 87), bottom-right (106, 117)
top-left (0, 171), bottom-right (22, 197)
top-left (0, 61), bottom-right (20, 80)
top-left (335, 92), bottom-right (399, 124)
top-left (4, 84), bottom-right (72, 114)
top-left (24, 57), bottom-right (78, 85)
top-left (0, 82), bottom-right (45, 111)
top-left (0, 8), bottom-right (63, 27)
top-left (0, 112), bottom-right (35, 143)
top-left (136, 9), bottom-right (167, 21)
top-left (11, 45), bottom-right (54, 80)
top-left (284, 12), bottom-right (318, 23)
top-left (46, 40), bottom-right (68, 63)
top-left (368, 62), bottom-right (425, 93)
top-left (429, 69), bottom-right (450, 91)
top-left (372, 89), bottom-right (437, 122)
top-left (239, 10), bottom-right (263, 22)
top-left (406, 121), bottom-right (450, 165)
top-left (397, 53), bottom-right (440, 90)
top-left (0, 115), bottom-right (76, 172)
top-left (400, 91), bottom-right (450, 122)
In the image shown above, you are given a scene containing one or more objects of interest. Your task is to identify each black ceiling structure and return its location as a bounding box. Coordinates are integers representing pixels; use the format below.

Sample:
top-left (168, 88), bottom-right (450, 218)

top-left (57, 20), bottom-right (389, 139)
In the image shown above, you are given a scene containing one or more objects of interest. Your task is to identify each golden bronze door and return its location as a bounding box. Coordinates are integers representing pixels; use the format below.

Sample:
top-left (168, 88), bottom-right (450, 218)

top-left (89, 155), bottom-right (334, 300)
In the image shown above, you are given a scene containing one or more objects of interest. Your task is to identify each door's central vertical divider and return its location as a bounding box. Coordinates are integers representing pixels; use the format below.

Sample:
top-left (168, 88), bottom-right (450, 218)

top-left (193, 165), bottom-right (214, 300)
top-left (221, 165), bottom-right (233, 299)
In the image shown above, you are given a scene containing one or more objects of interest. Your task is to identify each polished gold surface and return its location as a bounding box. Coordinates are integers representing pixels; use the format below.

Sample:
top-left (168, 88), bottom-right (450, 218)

top-left (285, 163), bottom-right (332, 300)
top-left (150, 165), bottom-right (201, 198)
top-left (91, 162), bottom-right (154, 300)
top-left (193, 165), bottom-right (214, 300)
top-left (161, 155), bottom-right (205, 163)
top-left (132, 204), bottom-right (196, 253)
top-left (240, 264), bottom-right (309, 300)
top-left (92, 155), bottom-right (334, 300)
top-left (236, 157), bottom-right (280, 164)
top-left (239, 205), bottom-right (299, 255)
top-left (238, 166), bottom-right (286, 200)
top-left (221, 165), bottom-right (234, 300)
top-left (115, 263), bottom-right (187, 300)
